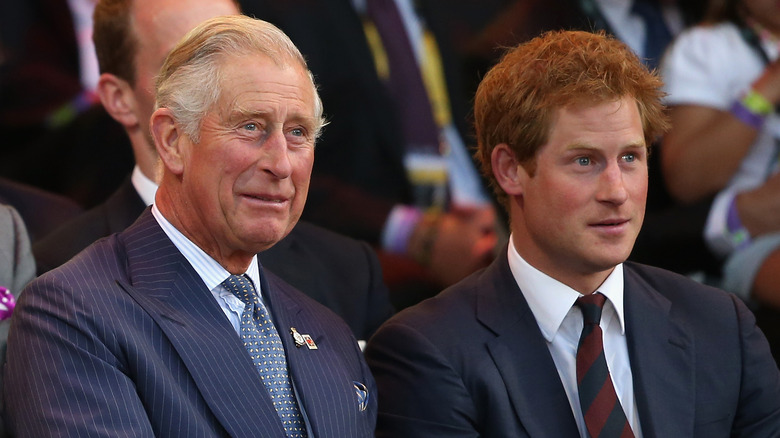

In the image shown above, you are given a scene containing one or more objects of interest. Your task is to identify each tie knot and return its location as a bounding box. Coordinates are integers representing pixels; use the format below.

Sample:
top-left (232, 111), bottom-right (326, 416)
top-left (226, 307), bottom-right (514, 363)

top-left (222, 274), bottom-right (257, 306)
top-left (576, 293), bottom-right (606, 326)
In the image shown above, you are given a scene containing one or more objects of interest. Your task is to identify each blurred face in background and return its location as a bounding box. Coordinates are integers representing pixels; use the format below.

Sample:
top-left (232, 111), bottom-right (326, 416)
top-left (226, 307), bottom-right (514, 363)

top-left (131, 0), bottom-right (239, 148)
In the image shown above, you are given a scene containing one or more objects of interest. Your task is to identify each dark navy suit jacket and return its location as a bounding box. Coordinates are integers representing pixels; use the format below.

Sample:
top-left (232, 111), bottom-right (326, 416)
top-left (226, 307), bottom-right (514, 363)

top-left (365, 250), bottom-right (780, 437)
top-left (5, 210), bottom-right (378, 437)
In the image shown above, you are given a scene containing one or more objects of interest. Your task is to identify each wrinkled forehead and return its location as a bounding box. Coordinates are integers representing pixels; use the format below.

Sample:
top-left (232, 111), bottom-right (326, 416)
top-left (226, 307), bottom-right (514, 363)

top-left (213, 54), bottom-right (318, 119)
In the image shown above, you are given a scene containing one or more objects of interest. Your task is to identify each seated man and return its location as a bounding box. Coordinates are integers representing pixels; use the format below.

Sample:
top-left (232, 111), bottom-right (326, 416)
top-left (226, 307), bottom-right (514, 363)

top-left (365, 30), bottom-right (780, 437)
top-left (5, 15), bottom-right (376, 437)
top-left (33, 0), bottom-right (393, 343)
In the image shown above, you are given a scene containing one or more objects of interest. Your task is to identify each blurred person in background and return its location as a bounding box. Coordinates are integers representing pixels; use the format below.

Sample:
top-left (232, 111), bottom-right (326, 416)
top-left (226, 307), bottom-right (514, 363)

top-left (240, 0), bottom-right (501, 309)
top-left (660, 0), bottom-right (780, 361)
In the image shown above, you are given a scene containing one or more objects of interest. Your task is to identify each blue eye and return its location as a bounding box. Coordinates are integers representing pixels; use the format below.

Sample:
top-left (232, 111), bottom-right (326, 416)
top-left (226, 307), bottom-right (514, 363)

top-left (623, 153), bottom-right (636, 162)
top-left (577, 157), bottom-right (591, 166)
top-left (290, 128), bottom-right (304, 137)
top-left (243, 123), bottom-right (258, 131)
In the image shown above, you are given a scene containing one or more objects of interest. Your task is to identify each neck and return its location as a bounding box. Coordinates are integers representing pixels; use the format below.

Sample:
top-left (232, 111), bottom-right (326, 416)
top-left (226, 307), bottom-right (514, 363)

top-left (155, 183), bottom-right (254, 275)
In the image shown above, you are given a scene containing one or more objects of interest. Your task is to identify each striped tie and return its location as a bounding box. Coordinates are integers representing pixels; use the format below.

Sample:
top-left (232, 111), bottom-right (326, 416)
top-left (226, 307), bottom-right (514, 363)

top-left (223, 274), bottom-right (307, 438)
top-left (575, 293), bottom-right (634, 438)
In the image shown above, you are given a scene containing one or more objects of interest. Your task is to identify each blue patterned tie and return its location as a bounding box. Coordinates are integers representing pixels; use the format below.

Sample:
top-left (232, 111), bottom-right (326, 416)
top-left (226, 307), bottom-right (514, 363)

top-left (223, 274), bottom-right (306, 438)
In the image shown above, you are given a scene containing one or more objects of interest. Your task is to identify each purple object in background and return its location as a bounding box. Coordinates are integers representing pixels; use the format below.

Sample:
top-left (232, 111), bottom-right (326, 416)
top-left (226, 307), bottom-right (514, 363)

top-left (0, 286), bottom-right (16, 320)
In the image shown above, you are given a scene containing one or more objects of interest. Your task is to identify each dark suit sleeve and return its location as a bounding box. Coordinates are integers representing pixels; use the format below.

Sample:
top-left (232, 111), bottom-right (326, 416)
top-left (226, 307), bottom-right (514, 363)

top-left (4, 277), bottom-right (155, 437)
top-left (365, 321), bottom-right (480, 438)
top-left (357, 240), bottom-right (395, 339)
top-left (731, 295), bottom-right (780, 437)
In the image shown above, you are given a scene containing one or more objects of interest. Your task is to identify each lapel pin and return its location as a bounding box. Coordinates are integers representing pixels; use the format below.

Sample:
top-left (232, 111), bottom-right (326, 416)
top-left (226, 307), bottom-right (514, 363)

top-left (291, 327), bottom-right (306, 348)
top-left (302, 333), bottom-right (318, 350)
top-left (290, 327), bottom-right (318, 350)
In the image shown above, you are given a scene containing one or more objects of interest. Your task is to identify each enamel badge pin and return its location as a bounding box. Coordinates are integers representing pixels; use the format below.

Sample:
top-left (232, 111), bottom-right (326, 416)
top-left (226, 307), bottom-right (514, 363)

top-left (290, 327), bottom-right (318, 349)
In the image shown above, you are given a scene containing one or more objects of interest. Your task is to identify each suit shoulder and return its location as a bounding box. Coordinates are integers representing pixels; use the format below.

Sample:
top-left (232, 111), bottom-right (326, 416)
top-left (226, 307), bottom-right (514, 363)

top-left (624, 261), bottom-right (739, 313)
top-left (36, 233), bottom-right (127, 287)
top-left (625, 262), bottom-right (725, 294)
top-left (33, 204), bottom-right (114, 272)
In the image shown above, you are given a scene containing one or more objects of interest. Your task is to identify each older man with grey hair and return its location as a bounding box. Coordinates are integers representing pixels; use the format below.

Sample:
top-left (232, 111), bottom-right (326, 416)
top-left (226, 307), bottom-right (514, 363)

top-left (5, 15), bottom-right (376, 438)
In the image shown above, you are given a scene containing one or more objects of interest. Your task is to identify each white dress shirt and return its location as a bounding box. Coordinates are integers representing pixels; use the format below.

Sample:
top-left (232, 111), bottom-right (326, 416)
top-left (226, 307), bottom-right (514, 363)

top-left (506, 236), bottom-right (643, 437)
top-left (131, 165), bottom-right (158, 206)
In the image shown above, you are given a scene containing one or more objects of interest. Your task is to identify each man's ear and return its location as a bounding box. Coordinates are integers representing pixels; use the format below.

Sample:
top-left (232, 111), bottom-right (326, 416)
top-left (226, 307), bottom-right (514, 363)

top-left (97, 73), bottom-right (140, 128)
top-left (150, 107), bottom-right (185, 175)
top-left (491, 143), bottom-right (528, 196)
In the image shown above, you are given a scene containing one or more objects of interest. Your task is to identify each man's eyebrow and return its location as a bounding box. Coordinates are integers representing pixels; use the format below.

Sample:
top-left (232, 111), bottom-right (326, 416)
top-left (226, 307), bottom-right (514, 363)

top-left (227, 108), bottom-right (269, 123)
top-left (226, 108), bottom-right (316, 126)
top-left (286, 113), bottom-right (318, 129)
top-left (564, 141), bottom-right (647, 151)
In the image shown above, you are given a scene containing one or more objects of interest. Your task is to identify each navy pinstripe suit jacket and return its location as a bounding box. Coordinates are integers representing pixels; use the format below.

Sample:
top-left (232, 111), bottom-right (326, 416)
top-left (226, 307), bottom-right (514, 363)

top-left (4, 210), bottom-right (377, 437)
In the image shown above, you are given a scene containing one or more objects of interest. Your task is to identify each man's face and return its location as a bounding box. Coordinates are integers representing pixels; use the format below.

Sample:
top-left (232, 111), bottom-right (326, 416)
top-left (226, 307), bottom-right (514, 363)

top-left (176, 54), bottom-right (318, 257)
top-left (132, 0), bottom-right (239, 147)
top-left (512, 96), bottom-right (647, 291)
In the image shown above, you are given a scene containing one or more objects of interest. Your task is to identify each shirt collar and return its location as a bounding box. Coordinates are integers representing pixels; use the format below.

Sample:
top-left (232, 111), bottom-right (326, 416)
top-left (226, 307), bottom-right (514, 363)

top-left (131, 165), bottom-right (158, 206)
top-left (151, 204), bottom-right (261, 291)
top-left (506, 235), bottom-right (627, 342)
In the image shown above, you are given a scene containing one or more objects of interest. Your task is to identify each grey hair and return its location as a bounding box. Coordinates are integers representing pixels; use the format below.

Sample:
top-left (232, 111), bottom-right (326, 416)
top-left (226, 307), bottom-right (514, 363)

top-left (154, 15), bottom-right (325, 143)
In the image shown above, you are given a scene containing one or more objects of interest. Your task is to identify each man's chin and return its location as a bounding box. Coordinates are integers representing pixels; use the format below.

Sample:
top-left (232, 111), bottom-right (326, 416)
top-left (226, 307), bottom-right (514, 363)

top-left (243, 225), bottom-right (295, 252)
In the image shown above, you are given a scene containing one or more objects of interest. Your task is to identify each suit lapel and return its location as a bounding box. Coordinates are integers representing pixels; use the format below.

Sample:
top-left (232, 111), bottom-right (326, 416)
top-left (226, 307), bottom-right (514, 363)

top-left (115, 210), bottom-right (287, 437)
top-left (479, 255), bottom-right (580, 437)
top-left (624, 265), bottom-right (695, 437)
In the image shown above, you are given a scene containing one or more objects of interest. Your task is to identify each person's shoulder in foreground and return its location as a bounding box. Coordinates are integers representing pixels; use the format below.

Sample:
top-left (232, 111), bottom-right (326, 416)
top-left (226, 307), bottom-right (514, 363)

top-left (365, 28), bottom-right (780, 438)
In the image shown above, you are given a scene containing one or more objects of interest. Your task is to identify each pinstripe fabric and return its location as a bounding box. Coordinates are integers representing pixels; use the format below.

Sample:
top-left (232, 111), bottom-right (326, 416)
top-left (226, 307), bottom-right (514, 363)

top-left (4, 209), bottom-right (377, 437)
